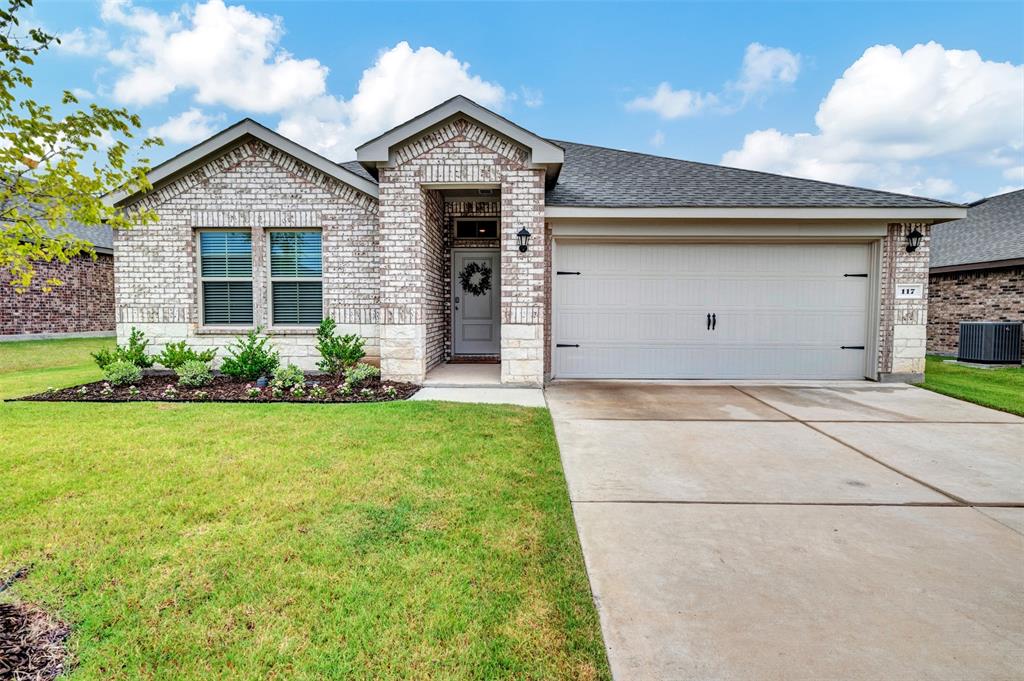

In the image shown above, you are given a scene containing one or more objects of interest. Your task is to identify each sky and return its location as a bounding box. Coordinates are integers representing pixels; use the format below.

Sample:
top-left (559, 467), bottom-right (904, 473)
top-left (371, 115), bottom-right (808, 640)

top-left (27, 0), bottom-right (1024, 202)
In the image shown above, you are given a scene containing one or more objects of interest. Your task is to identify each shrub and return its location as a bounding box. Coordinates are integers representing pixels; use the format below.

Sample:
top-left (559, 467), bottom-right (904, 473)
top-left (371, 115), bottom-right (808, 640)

top-left (156, 341), bottom-right (216, 369)
top-left (92, 327), bottom-right (155, 369)
top-left (104, 359), bottom-right (142, 386)
top-left (309, 384), bottom-right (328, 401)
top-left (271, 363), bottom-right (305, 389)
top-left (315, 318), bottom-right (365, 375)
top-left (344, 362), bottom-right (380, 389)
top-left (176, 359), bottom-right (213, 387)
top-left (220, 328), bottom-right (279, 381)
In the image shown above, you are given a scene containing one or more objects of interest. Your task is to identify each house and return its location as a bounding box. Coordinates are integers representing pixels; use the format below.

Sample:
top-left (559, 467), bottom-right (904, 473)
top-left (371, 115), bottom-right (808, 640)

top-left (928, 189), bottom-right (1024, 356)
top-left (0, 222), bottom-right (115, 339)
top-left (107, 95), bottom-right (965, 386)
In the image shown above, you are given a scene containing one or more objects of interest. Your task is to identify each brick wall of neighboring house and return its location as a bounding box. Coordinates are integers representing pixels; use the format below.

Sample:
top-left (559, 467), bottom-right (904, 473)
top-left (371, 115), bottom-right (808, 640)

top-left (878, 223), bottom-right (930, 381)
top-left (377, 117), bottom-right (546, 385)
top-left (116, 140), bottom-right (379, 370)
top-left (0, 253), bottom-right (114, 336)
top-left (927, 266), bottom-right (1024, 356)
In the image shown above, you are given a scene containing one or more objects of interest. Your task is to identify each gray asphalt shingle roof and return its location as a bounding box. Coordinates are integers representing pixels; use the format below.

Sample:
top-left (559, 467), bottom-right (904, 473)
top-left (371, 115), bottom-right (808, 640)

top-left (543, 140), bottom-right (960, 209)
top-left (930, 189), bottom-right (1024, 269)
top-left (339, 140), bottom-right (959, 209)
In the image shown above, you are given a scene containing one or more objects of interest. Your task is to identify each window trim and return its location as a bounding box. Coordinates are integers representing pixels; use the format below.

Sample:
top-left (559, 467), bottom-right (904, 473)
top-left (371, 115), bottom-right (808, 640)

top-left (266, 227), bottom-right (324, 328)
top-left (454, 216), bottom-right (500, 240)
top-left (196, 228), bottom-right (254, 328)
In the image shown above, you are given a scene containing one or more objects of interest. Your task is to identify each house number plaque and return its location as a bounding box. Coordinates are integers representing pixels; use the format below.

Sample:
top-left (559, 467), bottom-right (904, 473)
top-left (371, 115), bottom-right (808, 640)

top-left (895, 283), bottom-right (923, 299)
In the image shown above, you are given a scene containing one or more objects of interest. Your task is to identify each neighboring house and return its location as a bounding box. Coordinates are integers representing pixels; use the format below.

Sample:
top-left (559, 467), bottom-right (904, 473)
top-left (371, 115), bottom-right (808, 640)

top-left (107, 96), bottom-right (965, 385)
top-left (928, 189), bottom-right (1024, 356)
top-left (0, 222), bottom-right (115, 339)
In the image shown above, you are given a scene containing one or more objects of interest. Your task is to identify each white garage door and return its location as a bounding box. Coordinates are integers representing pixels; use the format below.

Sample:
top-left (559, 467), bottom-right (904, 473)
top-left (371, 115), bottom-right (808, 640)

top-left (552, 242), bottom-right (872, 379)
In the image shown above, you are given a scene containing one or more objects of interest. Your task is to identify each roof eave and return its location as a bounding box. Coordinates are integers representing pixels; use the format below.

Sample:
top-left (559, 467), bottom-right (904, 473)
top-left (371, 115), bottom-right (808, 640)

top-left (544, 206), bottom-right (969, 220)
top-left (105, 119), bottom-right (379, 207)
top-left (356, 95), bottom-right (564, 174)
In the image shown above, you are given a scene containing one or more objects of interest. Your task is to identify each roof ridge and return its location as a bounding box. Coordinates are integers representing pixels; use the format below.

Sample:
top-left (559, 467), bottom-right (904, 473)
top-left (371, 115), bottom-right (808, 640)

top-left (548, 138), bottom-right (964, 209)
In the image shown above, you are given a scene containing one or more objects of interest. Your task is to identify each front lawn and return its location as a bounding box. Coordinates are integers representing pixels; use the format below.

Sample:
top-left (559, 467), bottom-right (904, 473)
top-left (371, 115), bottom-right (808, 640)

top-left (0, 340), bottom-right (609, 679)
top-left (922, 355), bottom-right (1024, 416)
top-left (0, 335), bottom-right (111, 400)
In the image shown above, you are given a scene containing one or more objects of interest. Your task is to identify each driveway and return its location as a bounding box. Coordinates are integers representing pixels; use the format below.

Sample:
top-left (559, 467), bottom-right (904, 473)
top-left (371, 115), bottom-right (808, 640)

top-left (546, 381), bottom-right (1024, 681)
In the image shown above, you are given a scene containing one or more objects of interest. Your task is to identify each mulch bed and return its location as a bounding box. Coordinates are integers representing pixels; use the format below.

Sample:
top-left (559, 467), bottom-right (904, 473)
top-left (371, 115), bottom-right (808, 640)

top-left (16, 374), bottom-right (419, 404)
top-left (1, 567), bottom-right (72, 680)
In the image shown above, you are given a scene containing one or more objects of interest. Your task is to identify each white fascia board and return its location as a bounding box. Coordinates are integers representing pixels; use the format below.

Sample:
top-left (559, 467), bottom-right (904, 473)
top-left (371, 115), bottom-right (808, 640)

top-left (550, 221), bottom-right (890, 239)
top-left (355, 95), bottom-right (564, 166)
top-left (106, 119), bottom-right (379, 206)
top-left (545, 206), bottom-right (967, 221)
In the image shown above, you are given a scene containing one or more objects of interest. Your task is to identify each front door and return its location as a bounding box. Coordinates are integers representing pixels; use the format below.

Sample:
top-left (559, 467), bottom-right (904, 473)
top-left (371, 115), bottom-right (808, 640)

top-left (452, 249), bottom-right (500, 355)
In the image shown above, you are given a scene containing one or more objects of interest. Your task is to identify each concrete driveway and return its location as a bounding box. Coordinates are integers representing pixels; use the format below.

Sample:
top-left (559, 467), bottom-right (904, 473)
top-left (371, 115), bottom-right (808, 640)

top-left (546, 381), bottom-right (1024, 681)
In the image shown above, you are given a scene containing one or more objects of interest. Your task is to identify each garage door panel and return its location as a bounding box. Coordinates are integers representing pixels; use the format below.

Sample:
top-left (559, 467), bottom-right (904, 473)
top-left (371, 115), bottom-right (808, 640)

top-left (553, 243), bottom-right (872, 380)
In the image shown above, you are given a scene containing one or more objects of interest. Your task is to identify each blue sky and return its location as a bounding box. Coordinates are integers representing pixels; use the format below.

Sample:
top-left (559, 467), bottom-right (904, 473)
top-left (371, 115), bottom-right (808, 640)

top-left (30, 1), bottom-right (1024, 201)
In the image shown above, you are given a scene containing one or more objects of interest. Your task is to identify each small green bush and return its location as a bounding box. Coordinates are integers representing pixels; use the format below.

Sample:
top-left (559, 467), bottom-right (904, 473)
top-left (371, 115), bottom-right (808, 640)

top-left (103, 359), bottom-right (142, 386)
top-left (156, 341), bottom-right (216, 369)
top-left (92, 327), bottom-right (155, 369)
top-left (271, 363), bottom-right (305, 389)
top-left (316, 318), bottom-right (365, 375)
top-left (176, 359), bottom-right (213, 387)
top-left (220, 328), bottom-right (279, 381)
top-left (344, 362), bottom-right (380, 389)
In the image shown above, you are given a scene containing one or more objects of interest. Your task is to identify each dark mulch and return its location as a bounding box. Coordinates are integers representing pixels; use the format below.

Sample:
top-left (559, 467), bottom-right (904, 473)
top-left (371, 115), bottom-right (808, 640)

top-left (0, 567), bottom-right (72, 680)
top-left (16, 374), bottom-right (419, 404)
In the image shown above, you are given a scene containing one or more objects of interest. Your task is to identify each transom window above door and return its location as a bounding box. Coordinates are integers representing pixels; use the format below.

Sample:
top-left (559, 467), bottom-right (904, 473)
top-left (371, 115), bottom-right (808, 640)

top-left (455, 218), bottom-right (499, 239)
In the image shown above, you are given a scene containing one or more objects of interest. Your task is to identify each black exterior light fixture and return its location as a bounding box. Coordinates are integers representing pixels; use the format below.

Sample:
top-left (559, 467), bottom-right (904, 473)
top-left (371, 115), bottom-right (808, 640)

top-left (906, 227), bottom-right (924, 253)
top-left (516, 227), bottom-right (532, 253)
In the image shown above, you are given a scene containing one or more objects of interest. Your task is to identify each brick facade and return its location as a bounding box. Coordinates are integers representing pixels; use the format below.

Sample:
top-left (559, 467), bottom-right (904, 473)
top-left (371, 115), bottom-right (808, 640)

top-left (878, 223), bottom-right (930, 381)
top-left (927, 266), bottom-right (1024, 356)
top-left (376, 117), bottom-right (546, 385)
top-left (0, 253), bottom-right (114, 336)
top-left (116, 140), bottom-right (379, 370)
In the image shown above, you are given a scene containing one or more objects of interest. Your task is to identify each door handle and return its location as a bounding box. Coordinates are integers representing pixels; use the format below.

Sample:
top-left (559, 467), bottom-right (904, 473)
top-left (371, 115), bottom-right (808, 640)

top-left (712, 313), bottom-right (716, 330)
top-left (707, 313), bottom-right (711, 330)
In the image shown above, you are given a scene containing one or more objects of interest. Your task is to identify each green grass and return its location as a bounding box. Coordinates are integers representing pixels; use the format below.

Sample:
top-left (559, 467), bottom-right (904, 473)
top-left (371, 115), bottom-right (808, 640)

top-left (0, 335), bottom-right (113, 399)
top-left (922, 355), bottom-right (1024, 416)
top-left (0, 340), bottom-right (609, 680)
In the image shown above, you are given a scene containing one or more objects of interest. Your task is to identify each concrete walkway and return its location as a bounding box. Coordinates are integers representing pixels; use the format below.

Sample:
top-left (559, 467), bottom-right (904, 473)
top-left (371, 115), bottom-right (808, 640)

top-left (547, 381), bottom-right (1024, 681)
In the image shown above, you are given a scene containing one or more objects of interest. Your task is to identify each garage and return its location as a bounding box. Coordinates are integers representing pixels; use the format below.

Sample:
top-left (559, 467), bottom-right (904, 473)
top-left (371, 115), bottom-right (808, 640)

top-left (552, 242), bottom-right (875, 380)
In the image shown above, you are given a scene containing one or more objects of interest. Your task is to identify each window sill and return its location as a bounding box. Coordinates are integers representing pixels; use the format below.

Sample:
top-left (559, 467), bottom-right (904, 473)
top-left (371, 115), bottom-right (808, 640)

top-left (193, 326), bottom-right (318, 336)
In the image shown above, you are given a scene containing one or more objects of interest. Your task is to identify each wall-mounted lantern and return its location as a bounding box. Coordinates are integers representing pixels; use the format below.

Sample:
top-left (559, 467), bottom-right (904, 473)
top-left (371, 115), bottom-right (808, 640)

top-left (906, 227), bottom-right (923, 253)
top-left (516, 227), bottom-right (532, 253)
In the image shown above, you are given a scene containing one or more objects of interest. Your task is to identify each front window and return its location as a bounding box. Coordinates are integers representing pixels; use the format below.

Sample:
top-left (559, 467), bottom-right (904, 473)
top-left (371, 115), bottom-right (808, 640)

top-left (199, 230), bottom-right (253, 325)
top-left (269, 230), bottom-right (323, 325)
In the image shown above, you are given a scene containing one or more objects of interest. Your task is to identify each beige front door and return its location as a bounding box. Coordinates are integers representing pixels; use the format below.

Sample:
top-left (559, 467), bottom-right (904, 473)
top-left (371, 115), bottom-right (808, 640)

top-left (452, 249), bottom-right (500, 355)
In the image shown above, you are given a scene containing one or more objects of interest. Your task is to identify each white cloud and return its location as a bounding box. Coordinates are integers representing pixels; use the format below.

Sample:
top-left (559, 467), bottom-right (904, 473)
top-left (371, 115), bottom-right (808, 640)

top-left (520, 86), bottom-right (543, 108)
top-left (57, 26), bottom-right (110, 56)
top-left (628, 42), bottom-right (798, 118)
top-left (722, 42), bottom-right (1024, 198)
top-left (1003, 165), bottom-right (1024, 183)
top-left (626, 82), bottom-right (717, 119)
top-left (70, 87), bottom-right (95, 100)
top-left (734, 43), bottom-right (801, 99)
top-left (649, 130), bottom-right (665, 148)
top-left (995, 185), bottom-right (1024, 196)
top-left (149, 108), bottom-right (224, 144)
top-left (100, 0), bottom-right (327, 112)
top-left (277, 41), bottom-right (507, 160)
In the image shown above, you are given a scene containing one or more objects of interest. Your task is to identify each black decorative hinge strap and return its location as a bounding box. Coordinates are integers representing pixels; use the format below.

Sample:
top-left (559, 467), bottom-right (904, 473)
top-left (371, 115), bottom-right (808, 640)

top-left (840, 345), bottom-right (866, 350)
top-left (843, 273), bottom-right (869, 277)
top-left (556, 271), bottom-right (581, 275)
top-left (556, 343), bottom-right (580, 348)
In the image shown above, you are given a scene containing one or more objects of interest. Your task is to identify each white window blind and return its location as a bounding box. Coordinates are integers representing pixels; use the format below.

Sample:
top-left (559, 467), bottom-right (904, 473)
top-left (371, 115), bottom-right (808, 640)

top-left (270, 230), bottom-right (322, 325)
top-left (200, 231), bottom-right (253, 325)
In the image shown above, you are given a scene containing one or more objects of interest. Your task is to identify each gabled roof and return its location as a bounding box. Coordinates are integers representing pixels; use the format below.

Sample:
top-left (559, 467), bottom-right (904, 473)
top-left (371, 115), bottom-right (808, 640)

top-left (931, 189), bottom-right (1024, 271)
top-left (45, 221), bottom-right (113, 254)
top-left (545, 140), bottom-right (962, 210)
top-left (355, 95), bottom-right (564, 185)
top-left (107, 119), bottom-right (379, 206)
